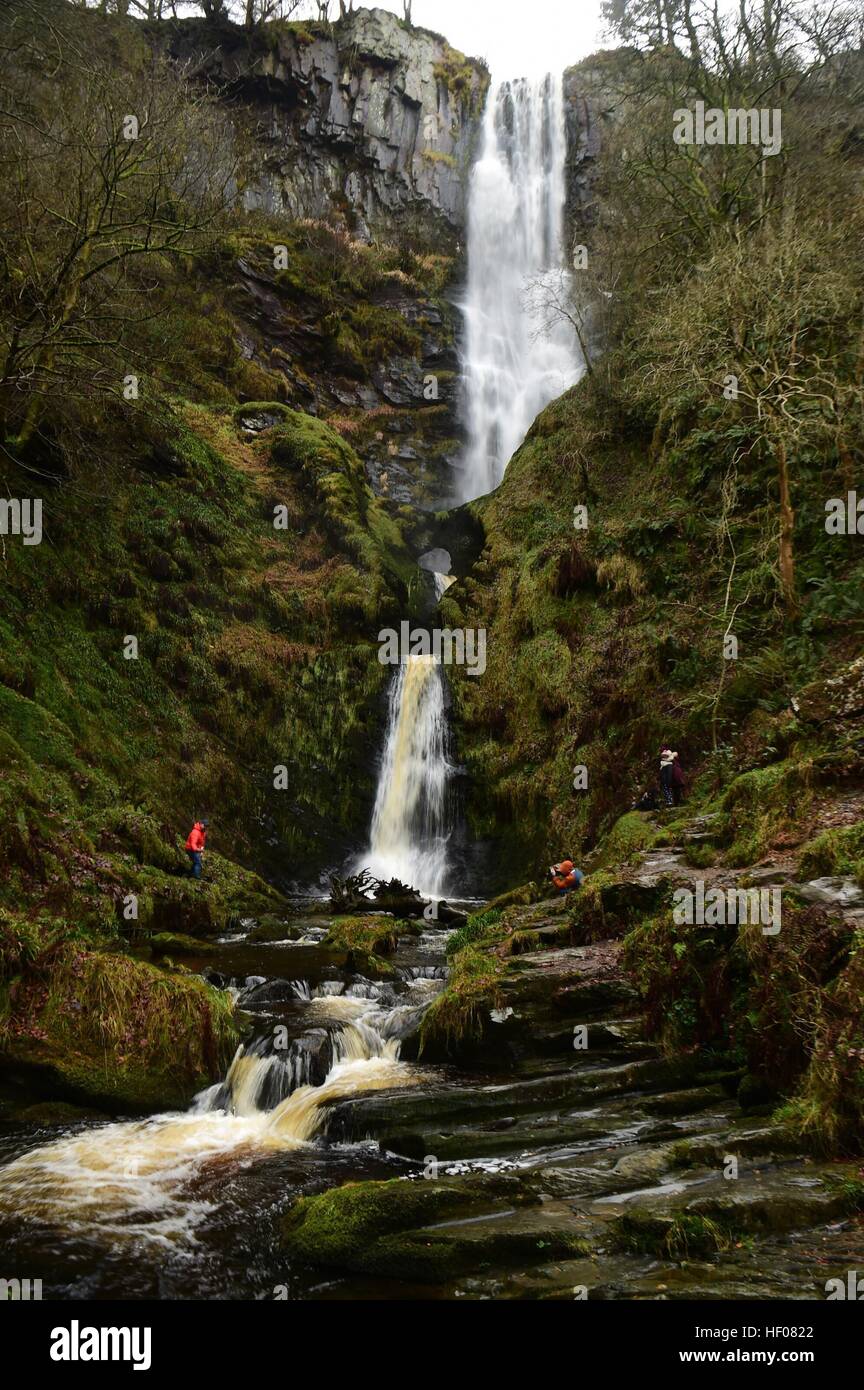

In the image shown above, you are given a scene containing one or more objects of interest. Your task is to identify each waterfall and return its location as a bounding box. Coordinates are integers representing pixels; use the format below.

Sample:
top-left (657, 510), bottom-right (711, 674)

top-left (432, 571), bottom-right (456, 600)
top-left (456, 72), bottom-right (582, 502)
top-left (0, 984), bottom-right (429, 1245)
top-left (363, 654), bottom-right (452, 898)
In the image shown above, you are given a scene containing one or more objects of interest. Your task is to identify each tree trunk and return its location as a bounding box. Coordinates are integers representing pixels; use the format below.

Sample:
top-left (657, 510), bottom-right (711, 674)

top-left (776, 437), bottom-right (798, 617)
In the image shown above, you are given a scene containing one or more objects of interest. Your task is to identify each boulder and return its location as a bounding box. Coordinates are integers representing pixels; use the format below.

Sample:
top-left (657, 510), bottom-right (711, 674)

top-left (797, 876), bottom-right (864, 910)
top-left (281, 1171), bottom-right (589, 1283)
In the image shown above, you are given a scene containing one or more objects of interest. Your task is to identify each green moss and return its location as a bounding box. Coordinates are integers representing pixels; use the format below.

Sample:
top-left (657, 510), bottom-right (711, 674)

top-left (485, 882), bottom-right (544, 910)
top-left (669, 1139), bottom-right (700, 1169)
top-left (565, 870), bottom-right (622, 940)
top-left (684, 843), bottom-right (717, 868)
top-left (419, 943), bottom-right (504, 1053)
top-left (421, 150), bottom-right (457, 169)
top-left (149, 931), bottom-right (217, 955)
top-left (321, 916), bottom-right (417, 956)
top-left (720, 760), bottom-right (814, 865)
top-left (445, 906), bottom-right (502, 957)
top-left (1, 943), bottom-right (238, 1111)
top-left (798, 821), bottom-right (864, 884)
top-left (232, 401), bottom-right (291, 423)
top-left (281, 1174), bottom-right (588, 1282)
top-left (432, 43), bottom-right (490, 115)
top-left (0, 910), bottom-right (43, 982)
top-left (612, 1210), bottom-right (733, 1258)
top-left (270, 409), bottom-right (415, 594)
top-left (591, 812), bottom-right (657, 868)
top-left (820, 1174), bottom-right (864, 1214)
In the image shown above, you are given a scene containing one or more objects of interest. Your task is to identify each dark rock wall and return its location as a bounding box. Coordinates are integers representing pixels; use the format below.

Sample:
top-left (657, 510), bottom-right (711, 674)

top-left (562, 58), bottom-right (621, 250)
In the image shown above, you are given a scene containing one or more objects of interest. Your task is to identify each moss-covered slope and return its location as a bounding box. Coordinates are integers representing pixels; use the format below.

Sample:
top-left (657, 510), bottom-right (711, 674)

top-left (444, 378), bottom-right (864, 887)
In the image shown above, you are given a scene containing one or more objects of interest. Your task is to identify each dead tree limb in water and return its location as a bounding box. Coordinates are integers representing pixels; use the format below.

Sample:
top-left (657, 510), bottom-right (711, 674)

top-left (327, 870), bottom-right (468, 924)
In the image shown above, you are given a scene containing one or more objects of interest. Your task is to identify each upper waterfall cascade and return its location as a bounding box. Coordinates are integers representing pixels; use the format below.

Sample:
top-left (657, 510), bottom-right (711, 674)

top-left (456, 72), bottom-right (583, 503)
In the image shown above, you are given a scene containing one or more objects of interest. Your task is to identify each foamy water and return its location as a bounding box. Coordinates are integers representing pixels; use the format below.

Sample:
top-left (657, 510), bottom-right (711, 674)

top-left (457, 73), bottom-right (582, 501)
top-left (0, 1005), bottom-right (426, 1248)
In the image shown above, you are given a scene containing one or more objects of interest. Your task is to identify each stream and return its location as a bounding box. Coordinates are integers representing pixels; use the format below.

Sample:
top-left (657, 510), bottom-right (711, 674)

top-left (0, 632), bottom-right (468, 1299)
top-left (0, 921), bottom-right (451, 1299)
top-left (1, 66), bottom-right (855, 1309)
top-left (3, 905), bottom-right (862, 1301)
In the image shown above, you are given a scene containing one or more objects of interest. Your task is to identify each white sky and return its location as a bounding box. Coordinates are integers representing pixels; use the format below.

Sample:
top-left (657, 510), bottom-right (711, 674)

top-left (366, 1), bottom-right (606, 80)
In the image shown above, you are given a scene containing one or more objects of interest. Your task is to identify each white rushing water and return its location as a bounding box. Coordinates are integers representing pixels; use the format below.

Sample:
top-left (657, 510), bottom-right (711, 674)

top-left (0, 988), bottom-right (428, 1247)
top-left (363, 654), bottom-right (452, 898)
top-left (456, 72), bottom-right (582, 502)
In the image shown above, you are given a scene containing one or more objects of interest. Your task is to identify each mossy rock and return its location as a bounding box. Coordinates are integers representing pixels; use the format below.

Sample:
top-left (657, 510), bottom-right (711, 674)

top-left (11, 1100), bottom-right (108, 1126)
top-left (738, 1072), bottom-right (779, 1111)
top-left (795, 656), bottom-right (864, 725)
top-left (486, 882), bottom-right (544, 910)
top-left (321, 916), bottom-right (418, 956)
top-left (281, 1173), bottom-right (588, 1283)
top-left (0, 944), bottom-right (239, 1113)
top-left (567, 870), bottom-right (670, 941)
top-left (612, 1210), bottom-right (734, 1258)
top-left (720, 759), bottom-right (813, 865)
top-left (797, 821), bottom-right (864, 883)
top-left (590, 812), bottom-right (658, 869)
top-left (246, 917), bottom-right (305, 943)
top-left (418, 941), bottom-right (504, 1060)
top-left (149, 931), bottom-right (218, 955)
top-left (345, 950), bottom-right (400, 981)
top-left (683, 843), bottom-right (717, 868)
top-left (126, 853), bottom-right (287, 938)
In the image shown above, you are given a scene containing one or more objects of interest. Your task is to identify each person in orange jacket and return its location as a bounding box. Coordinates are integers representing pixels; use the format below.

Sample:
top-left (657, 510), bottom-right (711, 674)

top-left (549, 859), bottom-right (584, 894)
top-left (185, 819), bottom-right (209, 880)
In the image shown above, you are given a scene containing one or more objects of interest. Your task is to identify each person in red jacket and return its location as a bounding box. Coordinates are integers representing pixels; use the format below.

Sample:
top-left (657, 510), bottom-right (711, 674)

top-left (185, 819), bottom-right (209, 880)
top-left (549, 859), bottom-right (584, 894)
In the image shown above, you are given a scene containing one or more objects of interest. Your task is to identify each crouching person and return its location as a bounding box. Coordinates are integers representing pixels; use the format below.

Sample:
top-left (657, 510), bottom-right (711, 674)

top-left (549, 859), bottom-right (584, 895)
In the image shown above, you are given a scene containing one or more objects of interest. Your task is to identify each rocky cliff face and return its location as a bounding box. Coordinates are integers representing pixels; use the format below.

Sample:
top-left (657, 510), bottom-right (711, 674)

top-left (562, 71), bottom-right (602, 247)
top-left (562, 52), bottom-right (632, 248)
top-left (164, 8), bottom-right (488, 245)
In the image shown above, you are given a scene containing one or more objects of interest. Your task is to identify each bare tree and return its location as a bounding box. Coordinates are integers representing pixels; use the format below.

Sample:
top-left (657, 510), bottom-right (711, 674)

top-left (0, 2), bottom-right (235, 446)
top-left (542, 0), bottom-right (864, 622)
top-left (243, 0), bottom-right (305, 29)
top-left (523, 270), bottom-right (597, 378)
top-left (627, 211), bottom-right (863, 618)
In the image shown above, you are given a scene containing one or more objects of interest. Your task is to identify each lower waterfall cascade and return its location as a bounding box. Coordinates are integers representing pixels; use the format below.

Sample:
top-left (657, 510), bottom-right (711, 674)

top-left (362, 654), bottom-right (453, 899)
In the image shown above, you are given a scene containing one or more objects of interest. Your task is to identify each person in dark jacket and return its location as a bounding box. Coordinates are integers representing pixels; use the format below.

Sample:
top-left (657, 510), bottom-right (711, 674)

top-left (671, 754), bottom-right (686, 806)
top-left (185, 819), bottom-right (209, 879)
top-left (659, 746), bottom-right (677, 807)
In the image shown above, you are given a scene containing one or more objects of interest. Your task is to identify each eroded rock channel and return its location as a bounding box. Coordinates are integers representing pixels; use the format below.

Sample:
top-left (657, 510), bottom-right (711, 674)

top-left (2, 858), bottom-right (860, 1301)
